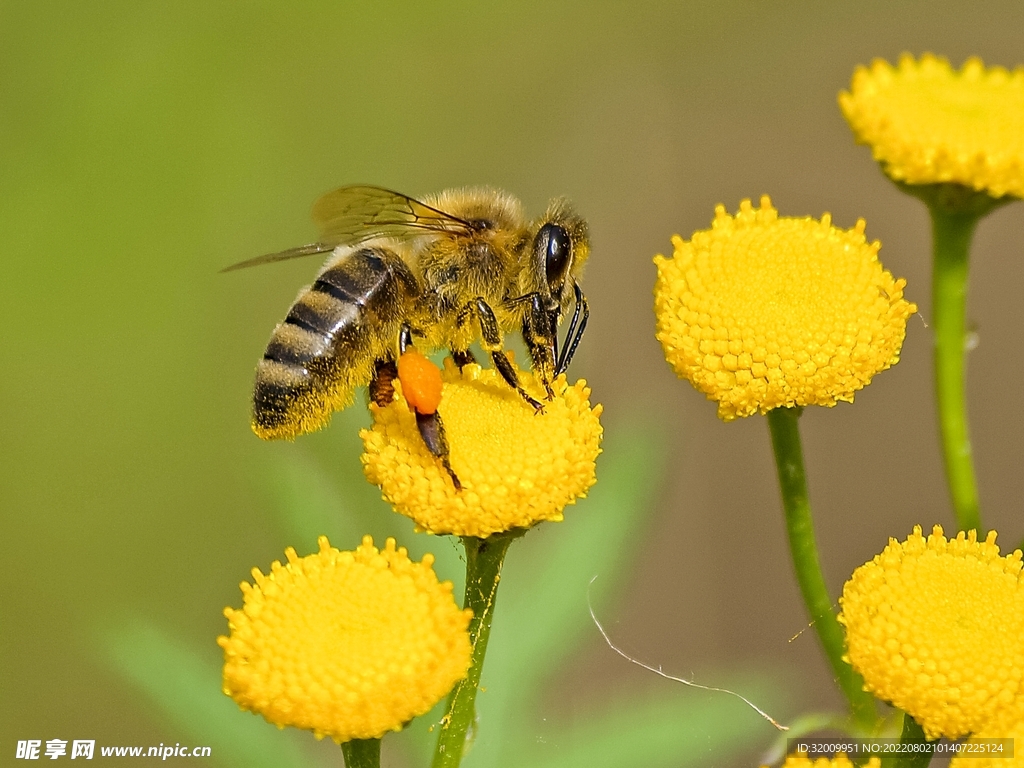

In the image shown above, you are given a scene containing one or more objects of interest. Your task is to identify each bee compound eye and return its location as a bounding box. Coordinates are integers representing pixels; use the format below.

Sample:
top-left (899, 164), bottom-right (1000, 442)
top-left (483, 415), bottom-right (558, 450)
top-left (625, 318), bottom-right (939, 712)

top-left (539, 223), bottom-right (572, 289)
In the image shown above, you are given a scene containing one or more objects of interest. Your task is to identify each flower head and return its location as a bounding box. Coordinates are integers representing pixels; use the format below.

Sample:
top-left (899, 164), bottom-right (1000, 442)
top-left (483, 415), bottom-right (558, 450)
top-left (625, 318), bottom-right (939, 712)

top-left (361, 358), bottom-right (602, 538)
top-left (952, 701), bottom-right (1024, 768)
top-left (839, 525), bottom-right (1024, 740)
top-left (767, 754), bottom-right (880, 768)
top-left (654, 196), bottom-right (916, 420)
top-left (218, 536), bottom-right (472, 743)
top-left (840, 54), bottom-right (1024, 199)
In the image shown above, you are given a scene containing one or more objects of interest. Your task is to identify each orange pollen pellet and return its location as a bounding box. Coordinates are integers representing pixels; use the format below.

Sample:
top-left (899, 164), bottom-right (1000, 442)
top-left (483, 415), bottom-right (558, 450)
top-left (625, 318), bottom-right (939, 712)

top-left (397, 348), bottom-right (443, 414)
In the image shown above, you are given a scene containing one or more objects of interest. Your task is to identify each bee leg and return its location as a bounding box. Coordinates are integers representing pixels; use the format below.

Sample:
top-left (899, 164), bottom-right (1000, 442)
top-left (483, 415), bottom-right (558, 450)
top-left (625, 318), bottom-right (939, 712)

top-left (520, 293), bottom-right (557, 399)
top-left (468, 297), bottom-right (545, 412)
top-left (398, 323), bottom-right (414, 354)
top-left (416, 411), bottom-right (461, 490)
top-left (491, 350), bottom-right (544, 412)
top-left (395, 333), bottom-right (461, 490)
top-left (369, 358), bottom-right (398, 406)
top-left (452, 349), bottom-right (477, 370)
top-left (556, 282), bottom-right (589, 375)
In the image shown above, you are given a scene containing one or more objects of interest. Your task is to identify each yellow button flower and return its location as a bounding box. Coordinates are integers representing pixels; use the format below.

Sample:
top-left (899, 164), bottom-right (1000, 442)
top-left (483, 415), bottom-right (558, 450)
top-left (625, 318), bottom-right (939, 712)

top-left (839, 525), bottom-right (1024, 740)
top-left (218, 536), bottom-right (472, 743)
top-left (768, 754), bottom-right (880, 768)
top-left (654, 196), bottom-right (916, 420)
top-left (840, 53), bottom-right (1024, 199)
top-left (952, 702), bottom-right (1024, 768)
top-left (361, 358), bottom-right (602, 538)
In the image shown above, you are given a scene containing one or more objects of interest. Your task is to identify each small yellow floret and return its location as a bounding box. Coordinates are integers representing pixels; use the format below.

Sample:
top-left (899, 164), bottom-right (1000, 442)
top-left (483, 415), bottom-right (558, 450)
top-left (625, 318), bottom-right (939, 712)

top-left (654, 196), bottom-right (916, 420)
top-left (839, 525), bottom-right (1024, 740)
top-left (840, 53), bottom-right (1024, 198)
top-left (952, 702), bottom-right (1024, 768)
top-left (361, 359), bottom-right (603, 538)
top-left (218, 536), bottom-right (472, 743)
top-left (766, 753), bottom-right (880, 768)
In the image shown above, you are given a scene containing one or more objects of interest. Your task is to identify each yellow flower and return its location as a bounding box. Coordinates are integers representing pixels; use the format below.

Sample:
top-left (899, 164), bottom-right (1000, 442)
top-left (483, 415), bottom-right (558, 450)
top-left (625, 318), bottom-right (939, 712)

top-left (952, 701), bottom-right (1024, 768)
top-left (839, 525), bottom-right (1024, 740)
top-left (767, 754), bottom-right (880, 768)
top-left (361, 358), bottom-right (602, 538)
top-left (218, 536), bottom-right (472, 743)
top-left (653, 196), bottom-right (916, 420)
top-left (840, 53), bottom-right (1024, 199)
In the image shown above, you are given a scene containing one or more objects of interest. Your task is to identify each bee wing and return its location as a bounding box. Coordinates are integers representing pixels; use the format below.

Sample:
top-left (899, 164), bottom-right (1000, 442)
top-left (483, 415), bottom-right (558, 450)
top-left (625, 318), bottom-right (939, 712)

top-left (312, 185), bottom-right (475, 244)
top-left (222, 186), bottom-right (474, 272)
top-left (220, 242), bottom-right (336, 272)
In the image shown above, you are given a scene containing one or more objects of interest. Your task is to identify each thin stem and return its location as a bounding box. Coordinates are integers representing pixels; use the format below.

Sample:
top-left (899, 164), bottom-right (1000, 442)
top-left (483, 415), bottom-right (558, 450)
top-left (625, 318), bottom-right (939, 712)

top-left (766, 407), bottom-right (876, 730)
top-left (341, 738), bottom-right (381, 768)
top-left (432, 529), bottom-right (523, 768)
top-left (930, 205), bottom-right (983, 534)
top-left (895, 181), bottom-right (1013, 534)
top-left (881, 712), bottom-right (933, 768)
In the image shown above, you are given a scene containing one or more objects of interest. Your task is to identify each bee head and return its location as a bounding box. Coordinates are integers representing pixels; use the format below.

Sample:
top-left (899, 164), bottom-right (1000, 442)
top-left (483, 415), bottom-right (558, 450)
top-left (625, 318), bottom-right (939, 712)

top-left (533, 200), bottom-right (590, 310)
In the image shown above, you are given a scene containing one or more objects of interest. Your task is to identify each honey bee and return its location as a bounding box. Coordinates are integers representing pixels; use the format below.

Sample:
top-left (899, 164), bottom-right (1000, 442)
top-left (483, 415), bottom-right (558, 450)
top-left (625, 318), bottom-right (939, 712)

top-left (227, 185), bottom-right (590, 485)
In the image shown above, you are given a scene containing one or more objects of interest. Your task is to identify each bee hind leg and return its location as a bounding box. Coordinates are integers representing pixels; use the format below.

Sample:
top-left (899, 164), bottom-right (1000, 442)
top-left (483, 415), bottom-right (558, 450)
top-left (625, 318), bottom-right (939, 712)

top-left (369, 358), bottom-right (399, 406)
top-left (452, 349), bottom-right (477, 369)
top-left (394, 328), bottom-right (462, 490)
top-left (416, 411), bottom-right (461, 490)
top-left (398, 323), bottom-right (415, 354)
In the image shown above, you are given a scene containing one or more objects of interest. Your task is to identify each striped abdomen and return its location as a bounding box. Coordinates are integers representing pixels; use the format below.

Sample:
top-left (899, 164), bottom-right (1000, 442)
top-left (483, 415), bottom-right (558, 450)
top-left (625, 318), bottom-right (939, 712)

top-left (253, 246), bottom-right (417, 439)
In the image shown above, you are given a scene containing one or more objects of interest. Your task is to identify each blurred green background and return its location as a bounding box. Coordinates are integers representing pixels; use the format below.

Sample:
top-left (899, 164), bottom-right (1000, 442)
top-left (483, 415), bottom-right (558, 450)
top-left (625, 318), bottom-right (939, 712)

top-left (3, 1), bottom-right (1023, 766)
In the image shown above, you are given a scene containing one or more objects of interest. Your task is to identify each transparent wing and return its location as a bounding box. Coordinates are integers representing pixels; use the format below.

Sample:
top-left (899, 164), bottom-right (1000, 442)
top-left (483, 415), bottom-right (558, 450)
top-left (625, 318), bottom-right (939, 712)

top-left (222, 186), bottom-right (475, 272)
top-left (311, 184), bottom-right (474, 244)
top-left (220, 243), bottom-right (336, 272)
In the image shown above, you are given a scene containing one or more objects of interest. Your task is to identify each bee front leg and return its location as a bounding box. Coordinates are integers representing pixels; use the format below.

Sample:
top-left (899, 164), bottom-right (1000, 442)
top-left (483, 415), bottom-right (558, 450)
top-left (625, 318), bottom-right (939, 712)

top-left (519, 293), bottom-right (557, 400)
top-left (555, 281), bottom-right (589, 375)
top-left (466, 297), bottom-right (545, 412)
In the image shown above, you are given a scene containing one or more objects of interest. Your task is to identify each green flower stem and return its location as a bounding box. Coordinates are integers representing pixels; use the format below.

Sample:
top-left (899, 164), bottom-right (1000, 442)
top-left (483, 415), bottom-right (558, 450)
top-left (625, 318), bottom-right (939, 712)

top-left (881, 712), bottom-right (933, 768)
top-left (897, 181), bottom-right (1014, 534)
top-left (341, 738), bottom-right (381, 768)
top-left (432, 529), bottom-right (523, 768)
top-left (766, 407), bottom-right (876, 730)
top-left (930, 204), bottom-right (984, 534)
